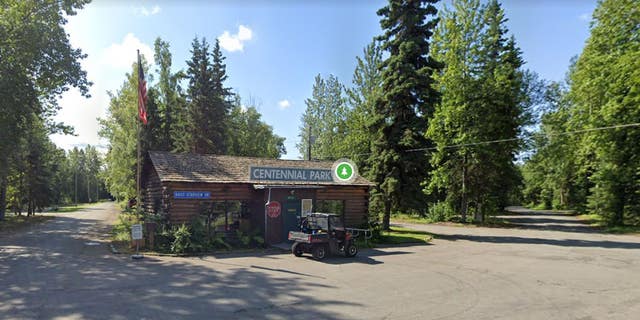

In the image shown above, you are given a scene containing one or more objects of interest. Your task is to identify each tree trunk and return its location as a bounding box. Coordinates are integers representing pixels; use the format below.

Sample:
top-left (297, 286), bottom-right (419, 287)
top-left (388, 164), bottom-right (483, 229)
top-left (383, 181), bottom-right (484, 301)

top-left (474, 202), bottom-right (483, 223)
top-left (612, 184), bottom-right (626, 226)
top-left (87, 177), bottom-right (91, 203)
top-left (382, 199), bottom-right (391, 231)
top-left (0, 172), bottom-right (6, 221)
top-left (461, 155), bottom-right (468, 222)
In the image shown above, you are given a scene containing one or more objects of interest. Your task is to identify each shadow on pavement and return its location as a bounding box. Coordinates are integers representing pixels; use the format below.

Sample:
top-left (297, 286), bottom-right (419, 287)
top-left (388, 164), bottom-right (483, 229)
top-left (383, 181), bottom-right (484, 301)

top-left (490, 207), bottom-right (600, 234)
top-left (432, 233), bottom-right (640, 250)
top-left (0, 215), bottom-right (361, 319)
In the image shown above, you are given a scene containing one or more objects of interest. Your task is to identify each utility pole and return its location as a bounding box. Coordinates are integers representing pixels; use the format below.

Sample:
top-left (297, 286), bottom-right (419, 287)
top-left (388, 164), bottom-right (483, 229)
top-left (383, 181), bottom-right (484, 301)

top-left (307, 125), bottom-right (311, 161)
top-left (74, 166), bottom-right (77, 206)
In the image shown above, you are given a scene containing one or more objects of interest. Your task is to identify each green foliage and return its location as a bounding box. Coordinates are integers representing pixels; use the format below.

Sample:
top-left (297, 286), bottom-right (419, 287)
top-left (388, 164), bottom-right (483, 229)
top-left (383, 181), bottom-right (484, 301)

top-left (227, 95), bottom-right (286, 158)
top-left (185, 37), bottom-right (230, 154)
top-left (522, 0), bottom-right (640, 226)
top-left (297, 74), bottom-right (348, 160)
top-left (235, 229), bottom-right (265, 248)
top-left (0, 0), bottom-right (91, 219)
top-left (427, 0), bottom-right (528, 222)
top-left (369, 226), bottom-right (432, 245)
top-left (428, 202), bottom-right (456, 222)
top-left (371, 0), bottom-right (442, 229)
top-left (100, 36), bottom-right (286, 207)
top-left (153, 37), bottom-right (189, 152)
top-left (111, 213), bottom-right (141, 242)
top-left (170, 224), bottom-right (193, 254)
top-left (99, 61), bottom-right (148, 201)
top-left (343, 39), bottom-right (384, 175)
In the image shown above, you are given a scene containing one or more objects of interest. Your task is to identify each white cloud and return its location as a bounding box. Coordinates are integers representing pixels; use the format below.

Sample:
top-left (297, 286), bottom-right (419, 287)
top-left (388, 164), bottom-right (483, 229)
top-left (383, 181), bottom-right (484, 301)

top-left (137, 5), bottom-right (161, 16)
top-left (51, 32), bottom-right (154, 151)
top-left (103, 33), bottom-right (154, 69)
top-left (218, 25), bottom-right (253, 52)
top-left (278, 99), bottom-right (291, 110)
top-left (579, 13), bottom-right (590, 22)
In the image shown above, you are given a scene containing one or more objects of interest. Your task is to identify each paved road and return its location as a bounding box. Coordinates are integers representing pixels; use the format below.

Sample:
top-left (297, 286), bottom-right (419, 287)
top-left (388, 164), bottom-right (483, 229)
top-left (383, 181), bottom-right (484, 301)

top-left (2, 203), bottom-right (640, 319)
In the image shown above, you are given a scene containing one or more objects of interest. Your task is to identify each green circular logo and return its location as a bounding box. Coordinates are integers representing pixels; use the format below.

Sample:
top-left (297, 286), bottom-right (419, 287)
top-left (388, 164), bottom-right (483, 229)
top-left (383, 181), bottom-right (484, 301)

top-left (332, 159), bottom-right (357, 183)
top-left (336, 163), bottom-right (353, 180)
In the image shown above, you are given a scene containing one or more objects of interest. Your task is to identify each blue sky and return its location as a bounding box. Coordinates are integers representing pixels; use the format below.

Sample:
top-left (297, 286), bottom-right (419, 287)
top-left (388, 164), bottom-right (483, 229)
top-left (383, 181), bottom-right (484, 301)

top-left (51, 0), bottom-right (597, 159)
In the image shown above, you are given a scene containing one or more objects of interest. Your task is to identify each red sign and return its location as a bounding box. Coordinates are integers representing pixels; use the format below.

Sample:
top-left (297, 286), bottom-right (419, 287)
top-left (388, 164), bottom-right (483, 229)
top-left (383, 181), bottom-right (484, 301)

top-left (266, 201), bottom-right (281, 218)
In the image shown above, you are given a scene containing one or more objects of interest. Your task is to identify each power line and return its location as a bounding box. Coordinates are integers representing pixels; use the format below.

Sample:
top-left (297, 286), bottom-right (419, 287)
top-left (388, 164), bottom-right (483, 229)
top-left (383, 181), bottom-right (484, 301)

top-left (347, 122), bottom-right (640, 158)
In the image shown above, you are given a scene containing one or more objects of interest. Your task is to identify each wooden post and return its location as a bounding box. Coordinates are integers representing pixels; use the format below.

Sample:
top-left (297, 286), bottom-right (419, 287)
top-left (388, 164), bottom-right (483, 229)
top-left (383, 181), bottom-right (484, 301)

top-left (136, 49), bottom-right (142, 217)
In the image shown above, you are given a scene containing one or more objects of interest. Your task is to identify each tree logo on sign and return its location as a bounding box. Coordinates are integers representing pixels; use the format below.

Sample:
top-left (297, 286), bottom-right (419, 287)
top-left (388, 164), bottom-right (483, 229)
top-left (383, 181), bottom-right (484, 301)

top-left (332, 159), bottom-right (357, 183)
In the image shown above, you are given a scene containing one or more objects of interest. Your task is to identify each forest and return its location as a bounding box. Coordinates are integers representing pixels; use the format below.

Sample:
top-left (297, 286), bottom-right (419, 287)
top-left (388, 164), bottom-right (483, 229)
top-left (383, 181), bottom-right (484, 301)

top-left (1, 0), bottom-right (638, 230)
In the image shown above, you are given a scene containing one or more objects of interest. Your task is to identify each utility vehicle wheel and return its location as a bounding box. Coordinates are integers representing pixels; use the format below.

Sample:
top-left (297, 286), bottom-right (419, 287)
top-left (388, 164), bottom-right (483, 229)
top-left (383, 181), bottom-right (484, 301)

top-left (345, 243), bottom-right (358, 257)
top-left (292, 242), bottom-right (304, 257)
top-left (312, 244), bottom-right (328, 260)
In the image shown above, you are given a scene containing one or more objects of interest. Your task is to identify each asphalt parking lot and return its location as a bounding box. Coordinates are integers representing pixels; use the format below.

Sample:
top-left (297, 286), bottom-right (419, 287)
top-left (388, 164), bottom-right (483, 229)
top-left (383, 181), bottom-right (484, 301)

top-left (1, 203), bottom-right (640, 319)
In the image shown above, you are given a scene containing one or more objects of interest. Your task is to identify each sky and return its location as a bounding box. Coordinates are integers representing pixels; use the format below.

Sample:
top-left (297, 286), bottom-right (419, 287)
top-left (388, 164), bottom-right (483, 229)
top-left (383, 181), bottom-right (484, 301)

top-left (50, 0), bottom-right (598, 160)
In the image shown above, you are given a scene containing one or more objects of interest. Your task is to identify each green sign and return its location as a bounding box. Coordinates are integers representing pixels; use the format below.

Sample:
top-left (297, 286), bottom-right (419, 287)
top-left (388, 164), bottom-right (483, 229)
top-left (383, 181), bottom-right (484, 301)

top-left (332, 159), bottom-right (357, 183)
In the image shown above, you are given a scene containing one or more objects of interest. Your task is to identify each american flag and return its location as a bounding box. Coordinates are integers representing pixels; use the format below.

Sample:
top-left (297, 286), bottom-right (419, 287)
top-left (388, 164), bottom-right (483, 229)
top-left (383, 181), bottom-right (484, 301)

top-left (137, 51), bottom-right (148, 125)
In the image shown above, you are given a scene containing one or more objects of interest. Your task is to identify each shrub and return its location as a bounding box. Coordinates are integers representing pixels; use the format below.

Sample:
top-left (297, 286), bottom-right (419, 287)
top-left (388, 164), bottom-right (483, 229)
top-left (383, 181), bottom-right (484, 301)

top-left (428, 202), bottom-right (453, 222)
top-left (112, 213), bottom-right (140, 242)
top-left (235, 229), bottom-right (265, 248)
top-left (154, 224), bottom-right (174, 252)
top-left (170, 224), bottom-right (192, 254)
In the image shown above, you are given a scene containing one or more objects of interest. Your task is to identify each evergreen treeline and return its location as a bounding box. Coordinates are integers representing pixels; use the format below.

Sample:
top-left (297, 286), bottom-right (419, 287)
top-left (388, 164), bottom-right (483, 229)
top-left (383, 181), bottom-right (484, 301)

top-left (297, 0), bottom-right (639, 228)
top-left (99, 37), bottom-right (286, 201)
top-left (3, 0), bottom-right (637, 229)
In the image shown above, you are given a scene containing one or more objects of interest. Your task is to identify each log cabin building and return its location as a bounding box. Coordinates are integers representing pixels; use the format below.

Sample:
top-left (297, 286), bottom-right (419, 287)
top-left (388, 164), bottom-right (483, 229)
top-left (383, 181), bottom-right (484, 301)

top-left (141, 151), bottom-right (373, 244)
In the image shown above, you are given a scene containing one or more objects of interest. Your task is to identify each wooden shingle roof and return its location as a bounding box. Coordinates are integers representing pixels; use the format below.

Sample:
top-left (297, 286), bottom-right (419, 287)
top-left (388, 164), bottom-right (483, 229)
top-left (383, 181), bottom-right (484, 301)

top-left (147, 151), bottom-right (373, 186)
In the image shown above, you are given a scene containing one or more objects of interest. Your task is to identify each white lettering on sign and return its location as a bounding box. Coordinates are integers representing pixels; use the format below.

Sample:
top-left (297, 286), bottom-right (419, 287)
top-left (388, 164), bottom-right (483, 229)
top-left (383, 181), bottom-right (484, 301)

top-left (249, 166), bottom-right (333, 182)
top-left (131, 224), bottom-right (143, 240)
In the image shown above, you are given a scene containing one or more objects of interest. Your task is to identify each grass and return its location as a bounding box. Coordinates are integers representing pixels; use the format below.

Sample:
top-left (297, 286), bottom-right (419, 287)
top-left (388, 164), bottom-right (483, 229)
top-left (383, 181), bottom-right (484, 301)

top-left (0, 214), bottom-right (55, 233)
top-left (49, 202), bottom-right (100, 213)
top-left (390, 213), bottom-right (433, 224)
top-left (111, 212), bottom-right (141, 242)
top-left (391, 212), bottom-right (512, 229)
top-left (372, 226), bottom-right (433, 245)
top-left (577, 214), bottom-right (640, 234)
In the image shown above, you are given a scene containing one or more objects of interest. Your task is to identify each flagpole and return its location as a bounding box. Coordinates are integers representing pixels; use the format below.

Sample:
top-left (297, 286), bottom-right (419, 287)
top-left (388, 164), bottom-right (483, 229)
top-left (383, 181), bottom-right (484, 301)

top-left (136, 49), bottom-right (142, 216)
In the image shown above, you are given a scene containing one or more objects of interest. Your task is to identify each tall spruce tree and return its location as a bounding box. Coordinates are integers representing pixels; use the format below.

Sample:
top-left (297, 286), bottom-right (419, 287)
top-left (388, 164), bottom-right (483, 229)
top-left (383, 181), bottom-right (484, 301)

top-left (371, 0), bottom-right (442, 230)
top-left (209, 39), bottom-right (232, 153)
top-left (186, 37), bottom-right (216, 154)
top-left (185, 37), bottom-right (231, 155)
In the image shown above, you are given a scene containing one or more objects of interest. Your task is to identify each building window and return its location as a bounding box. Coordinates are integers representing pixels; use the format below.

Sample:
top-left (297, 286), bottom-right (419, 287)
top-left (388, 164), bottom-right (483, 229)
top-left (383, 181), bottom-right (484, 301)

top-left (201, 201), bottom-right (247, 232)
top-left (301, 199), bottom-right (313, 217)
top-left (316, 200), bottom-right (344, 216)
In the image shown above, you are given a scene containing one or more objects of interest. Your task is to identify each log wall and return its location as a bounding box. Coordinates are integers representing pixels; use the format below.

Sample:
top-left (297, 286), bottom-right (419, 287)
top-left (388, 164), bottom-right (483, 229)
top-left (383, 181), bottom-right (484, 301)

top-left (163, 182), bottom-right (254, 224)
top-left (142, 167), bottom-right (370, 228)
top-left (316, 186), bottom-right (370, 227)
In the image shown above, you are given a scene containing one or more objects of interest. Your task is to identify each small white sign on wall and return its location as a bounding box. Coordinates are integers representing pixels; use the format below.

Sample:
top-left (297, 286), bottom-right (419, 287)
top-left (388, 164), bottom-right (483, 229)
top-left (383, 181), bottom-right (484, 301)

top-left (301, 199), bottom-right (313, 217)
